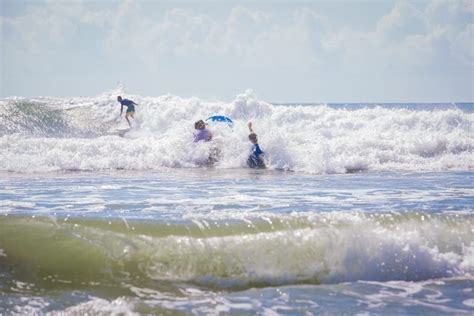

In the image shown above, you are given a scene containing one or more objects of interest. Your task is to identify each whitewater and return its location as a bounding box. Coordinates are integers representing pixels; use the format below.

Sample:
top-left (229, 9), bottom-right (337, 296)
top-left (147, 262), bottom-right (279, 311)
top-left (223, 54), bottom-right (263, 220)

top-left (1, 89), bottom-right (473, 315)
top-left (1, 89), bottom-right (472, 173)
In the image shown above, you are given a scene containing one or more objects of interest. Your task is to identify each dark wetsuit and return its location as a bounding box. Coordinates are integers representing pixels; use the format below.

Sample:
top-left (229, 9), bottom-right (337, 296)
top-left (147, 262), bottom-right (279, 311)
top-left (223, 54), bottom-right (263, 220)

top-left (247, 143), bottom-right (266, 169)
top-left (120, 99), bottom-right (136, 113)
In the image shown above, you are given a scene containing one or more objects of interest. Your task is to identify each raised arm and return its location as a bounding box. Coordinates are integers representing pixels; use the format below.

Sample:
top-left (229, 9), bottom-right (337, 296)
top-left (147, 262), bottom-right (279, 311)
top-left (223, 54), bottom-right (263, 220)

top-left (248, 121), bottom-right (254, 133)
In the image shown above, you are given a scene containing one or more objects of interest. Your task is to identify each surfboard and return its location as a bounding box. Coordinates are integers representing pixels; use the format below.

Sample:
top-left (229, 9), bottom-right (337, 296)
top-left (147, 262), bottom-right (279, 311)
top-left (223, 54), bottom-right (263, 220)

top-left (115, 127), bottom-right (130, 137)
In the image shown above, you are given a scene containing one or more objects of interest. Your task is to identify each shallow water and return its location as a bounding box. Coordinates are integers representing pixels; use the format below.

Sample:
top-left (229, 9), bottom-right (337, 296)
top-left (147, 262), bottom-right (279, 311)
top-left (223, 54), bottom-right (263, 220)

top-left (1, 170), bottom-right (473, 314)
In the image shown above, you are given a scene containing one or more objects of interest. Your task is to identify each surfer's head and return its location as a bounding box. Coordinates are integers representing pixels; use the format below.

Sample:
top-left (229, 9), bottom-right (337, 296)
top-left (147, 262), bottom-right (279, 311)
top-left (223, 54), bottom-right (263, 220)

top-left (249, 133), bottom-right (258, 144)
top-left (117, 96), bottom-right (122, 102)
top-left (195, 120), bottom-right (206, 130)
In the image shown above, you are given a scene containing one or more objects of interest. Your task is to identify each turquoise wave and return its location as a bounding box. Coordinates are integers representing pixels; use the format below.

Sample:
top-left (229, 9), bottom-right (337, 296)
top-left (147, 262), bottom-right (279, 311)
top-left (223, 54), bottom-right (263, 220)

top-left (1, 213), bottom-right (472, 292)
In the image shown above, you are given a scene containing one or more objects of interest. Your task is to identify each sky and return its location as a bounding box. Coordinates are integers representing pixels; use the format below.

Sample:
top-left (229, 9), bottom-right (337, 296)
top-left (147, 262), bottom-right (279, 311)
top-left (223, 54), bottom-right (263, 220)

top-left (0, 0), bottom-right (473, 102)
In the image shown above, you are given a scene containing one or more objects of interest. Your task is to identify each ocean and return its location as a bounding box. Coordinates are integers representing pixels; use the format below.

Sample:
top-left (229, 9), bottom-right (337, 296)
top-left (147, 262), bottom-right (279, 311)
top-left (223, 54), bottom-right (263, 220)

top-left (1, 90), bottom-right (473, 315)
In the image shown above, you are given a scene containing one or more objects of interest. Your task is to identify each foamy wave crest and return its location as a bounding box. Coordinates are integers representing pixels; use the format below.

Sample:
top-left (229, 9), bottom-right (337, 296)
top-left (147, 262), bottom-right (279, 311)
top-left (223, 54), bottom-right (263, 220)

top-left (1, 90), bottom-right (473, 173)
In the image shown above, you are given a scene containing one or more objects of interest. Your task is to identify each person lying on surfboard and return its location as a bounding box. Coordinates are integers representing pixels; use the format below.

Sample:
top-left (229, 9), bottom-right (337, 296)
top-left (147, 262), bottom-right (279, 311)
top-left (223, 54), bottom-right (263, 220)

top-left (247, 122), bottom-right (266, 169)
top-left (193, 120), bottom-right (212, 142)
top-left (117, 96), bottom-right (137, 127)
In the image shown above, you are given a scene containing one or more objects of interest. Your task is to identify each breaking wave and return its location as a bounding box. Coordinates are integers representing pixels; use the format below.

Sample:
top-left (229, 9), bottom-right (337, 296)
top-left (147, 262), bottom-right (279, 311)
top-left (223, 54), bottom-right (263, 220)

top-left (1, 212), bottom-right (472, 290)
top-left (0, 89), bottom-right (472, 174)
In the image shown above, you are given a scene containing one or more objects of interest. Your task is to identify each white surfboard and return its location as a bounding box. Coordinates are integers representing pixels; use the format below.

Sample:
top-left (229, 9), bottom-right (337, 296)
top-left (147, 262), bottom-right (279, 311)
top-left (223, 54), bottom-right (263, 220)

top-left (115, 127), bottom-right (130, 137)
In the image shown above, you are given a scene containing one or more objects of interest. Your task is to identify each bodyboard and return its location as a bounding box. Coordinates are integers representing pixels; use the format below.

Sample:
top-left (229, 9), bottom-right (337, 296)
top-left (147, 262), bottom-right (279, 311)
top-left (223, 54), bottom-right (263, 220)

top-left (206, 115), bottom-right (234, 128)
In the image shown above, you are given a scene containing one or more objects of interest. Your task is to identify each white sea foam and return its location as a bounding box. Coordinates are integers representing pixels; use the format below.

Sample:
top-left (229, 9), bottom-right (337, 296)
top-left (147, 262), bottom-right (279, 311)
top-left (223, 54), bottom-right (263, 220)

top-left (60, 297), bottom-right (138, 315)
top-left (463, 298), bottom-right (474, 308)
top-left (1, 90), bottom-right (473, 174)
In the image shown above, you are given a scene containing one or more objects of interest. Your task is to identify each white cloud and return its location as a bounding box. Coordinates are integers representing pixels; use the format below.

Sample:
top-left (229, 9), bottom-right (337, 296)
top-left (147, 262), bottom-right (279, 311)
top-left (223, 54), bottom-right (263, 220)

top-left (376, 1), bottom-right (425, 43)
top-left (4, 0), bottom-right (471, 71)
top-left (2, 0), bottom-right (110, 51)
top-left (453, 23), bottom-right (474, 66)
top-left (322, 0), bottom-right (473, 71)
top-left (1, 0), bottom-right (472, 100)
top-left (104, 3), bottom-right (221, 70)
top-left (102, 4), bottom-right (327, 70)
top-left (217, 6), bottom-right (326, 68)
top-left (424, 0), bottom-right (473, 27)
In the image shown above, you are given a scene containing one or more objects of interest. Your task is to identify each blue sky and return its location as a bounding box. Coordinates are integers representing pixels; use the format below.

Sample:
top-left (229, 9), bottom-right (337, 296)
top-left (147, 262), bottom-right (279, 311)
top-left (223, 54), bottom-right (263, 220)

top-left (1, 0), bottom-right (473, 102)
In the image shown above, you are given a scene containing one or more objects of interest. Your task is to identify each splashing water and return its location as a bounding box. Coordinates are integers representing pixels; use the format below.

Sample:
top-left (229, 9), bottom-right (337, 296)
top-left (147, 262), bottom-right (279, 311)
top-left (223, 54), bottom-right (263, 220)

top-left (1, 90), bottom-right (472, 173)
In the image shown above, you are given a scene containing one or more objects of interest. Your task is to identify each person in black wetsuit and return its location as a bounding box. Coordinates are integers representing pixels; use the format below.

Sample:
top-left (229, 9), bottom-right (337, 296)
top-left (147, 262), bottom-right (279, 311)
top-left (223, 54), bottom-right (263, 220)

top-left (247, 121), bottom-right (266, 169)
top-left (117, 96), bottom-right (137, 127)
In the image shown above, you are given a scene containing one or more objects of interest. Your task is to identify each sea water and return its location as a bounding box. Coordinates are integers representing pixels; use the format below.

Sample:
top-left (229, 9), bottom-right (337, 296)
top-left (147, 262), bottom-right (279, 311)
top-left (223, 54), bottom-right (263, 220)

top-left (0, 90), bottom-right (473, 315)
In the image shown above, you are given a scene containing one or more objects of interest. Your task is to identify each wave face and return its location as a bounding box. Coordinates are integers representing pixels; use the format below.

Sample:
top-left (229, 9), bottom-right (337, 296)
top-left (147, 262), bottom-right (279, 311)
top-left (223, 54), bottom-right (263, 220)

top-left (1, 90), bottom-right (473, 173)
top-left (1, 213), bottom-right (472, 290)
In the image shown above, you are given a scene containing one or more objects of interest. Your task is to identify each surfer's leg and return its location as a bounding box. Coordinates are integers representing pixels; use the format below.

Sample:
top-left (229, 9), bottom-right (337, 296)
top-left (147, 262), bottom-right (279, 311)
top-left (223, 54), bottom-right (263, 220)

top-left (126, 112), bottom-right (135, 127)
top-left (125, 112), bottom-right (135, 127)
top-left (247, 156), bottom-right (257, 168)
top-left (209, 146), bottom-right (221, 163)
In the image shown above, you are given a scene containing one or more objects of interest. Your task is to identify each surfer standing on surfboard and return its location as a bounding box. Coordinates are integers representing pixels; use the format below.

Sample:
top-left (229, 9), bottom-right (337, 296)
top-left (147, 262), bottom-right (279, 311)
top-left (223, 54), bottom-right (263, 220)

top-left (117, 96), bottom-right (137, 127)
top-left (247, 122), bottom-right (266, 169)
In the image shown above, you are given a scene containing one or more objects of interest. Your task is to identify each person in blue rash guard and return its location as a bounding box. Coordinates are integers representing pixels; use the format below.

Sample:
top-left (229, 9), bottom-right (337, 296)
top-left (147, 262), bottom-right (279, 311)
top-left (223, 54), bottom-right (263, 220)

top-left (117, 96), bottom-right (137, 127)
top-left (247, 121), bottom-right (266, 169)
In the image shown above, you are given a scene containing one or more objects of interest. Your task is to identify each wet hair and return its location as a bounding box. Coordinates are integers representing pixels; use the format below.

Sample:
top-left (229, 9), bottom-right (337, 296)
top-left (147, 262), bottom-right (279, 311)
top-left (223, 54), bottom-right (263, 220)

top-left (249, 133), bottom-right (258, 142)
top-left (195, 120), bottom-right (205, 129)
